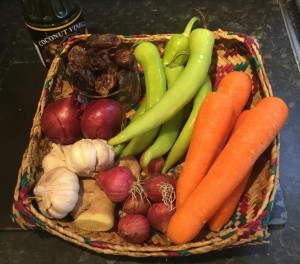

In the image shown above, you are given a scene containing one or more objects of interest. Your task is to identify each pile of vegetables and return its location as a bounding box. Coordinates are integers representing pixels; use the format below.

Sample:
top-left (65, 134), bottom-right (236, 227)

top-left (34, 16), bottom-right (288, 246)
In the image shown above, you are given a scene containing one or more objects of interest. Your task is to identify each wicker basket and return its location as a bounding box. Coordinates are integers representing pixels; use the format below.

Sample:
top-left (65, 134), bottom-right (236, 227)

top-left (12, 29), bottom-right (280, 257)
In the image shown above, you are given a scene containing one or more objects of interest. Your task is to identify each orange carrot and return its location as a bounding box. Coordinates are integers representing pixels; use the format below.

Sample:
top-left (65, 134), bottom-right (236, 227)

top-left (229, 109), bottom-right (250, 135)
top-left (175, 92), bottom-right (234, 208)
top-left (167, 97), bottom-right (288, 244)
top-left (175, 72), bottom-right (252, 208)
top-left (208, 110), bottom-right (251, 232)
top-left (217, 71), bottom-right (252, 121)
top-left (208, 172), bottom-right (250, 232)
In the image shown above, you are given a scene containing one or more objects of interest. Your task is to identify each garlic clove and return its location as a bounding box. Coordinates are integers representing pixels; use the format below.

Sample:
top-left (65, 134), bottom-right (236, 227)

top-left (50, 189), bottom-right (80, 215)
top-left (34, 185), bottom-right (45, 197)
top-left (47, 207), bottom-right (67, 219)
top-left (65, 139), bottom-right (97, 176)
top-left (42, 143), bottom-right (67, 173)
top-left (93, 139), bottom-right (115, 172)
top-left (35, 192), bottom-right (54, 219)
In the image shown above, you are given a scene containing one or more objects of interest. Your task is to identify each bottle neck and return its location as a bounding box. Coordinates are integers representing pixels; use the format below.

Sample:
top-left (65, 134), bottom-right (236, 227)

top-left (20, 0), bottom-right (80, 28)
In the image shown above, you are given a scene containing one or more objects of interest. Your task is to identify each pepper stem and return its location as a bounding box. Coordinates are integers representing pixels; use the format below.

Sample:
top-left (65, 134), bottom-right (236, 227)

top-left (168, 51), bottom-right (190, 68)
top-left (182, 16), bottom-right (201, 38)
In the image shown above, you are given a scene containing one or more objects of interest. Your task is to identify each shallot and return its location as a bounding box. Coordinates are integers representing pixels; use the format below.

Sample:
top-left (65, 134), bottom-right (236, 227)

top-left (147, 202), bottom-right (175, 234)
top-left (123, 194), bottom-right (151, 216)
top-left (143, 173), bottom-right (176, 203)
top-left (95, 166), bottom-right (135, 203)
top-left (141, 156), bottom-right (164, 175)
top-left (118, 214), bottom-right (150, 244)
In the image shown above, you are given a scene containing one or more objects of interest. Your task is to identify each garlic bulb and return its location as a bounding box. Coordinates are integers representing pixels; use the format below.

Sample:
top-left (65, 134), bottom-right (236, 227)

top-left (42, 143), bottom-right (67, 173)
top-left (93, 139), bottom-right (115, 172)
top-left (65, 139), bottom-right (97, 176)
top-left (64, 138), bottom-right (115, 177)
top-left (34, 167), bottom-right (80, 219)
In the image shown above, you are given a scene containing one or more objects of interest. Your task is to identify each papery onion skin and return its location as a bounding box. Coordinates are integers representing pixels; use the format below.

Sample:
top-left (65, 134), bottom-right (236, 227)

top-left (147, 202), bottom-right (175, 234)
top-left (118, 214), bottom-right (150, 244)
top-left (41, 97), bottom-right (83, 145)
top-left (143, 173), bottom-right (176, 202)
top-left (95, 166), bottom-right (134, 203)
top-left (80, 99), bottom-right (125, 140)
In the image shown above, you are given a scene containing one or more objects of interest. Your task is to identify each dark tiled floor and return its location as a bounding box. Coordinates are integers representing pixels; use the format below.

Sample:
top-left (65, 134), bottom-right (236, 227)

top-left (0, 0), bottom-right (299, 263)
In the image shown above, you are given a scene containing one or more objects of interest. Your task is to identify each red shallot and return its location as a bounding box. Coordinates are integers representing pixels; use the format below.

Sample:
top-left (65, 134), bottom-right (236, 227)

top-left (141, 156), bottom-right (164, 175)
top-left (147, 202), bottom-right (175, 234)
top-left (143, 173), bottom-right (176, 203)
top-left (118, 214), bottom-right (150, 244)
top-left (95, 166), bottom-right (135, 203)
top-left (122, 194), bottom-right (151, 216)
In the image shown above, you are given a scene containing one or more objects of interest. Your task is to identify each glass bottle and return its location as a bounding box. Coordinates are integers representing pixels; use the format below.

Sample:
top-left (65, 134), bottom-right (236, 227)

top-left (20, 0), bottom-right (87, 67)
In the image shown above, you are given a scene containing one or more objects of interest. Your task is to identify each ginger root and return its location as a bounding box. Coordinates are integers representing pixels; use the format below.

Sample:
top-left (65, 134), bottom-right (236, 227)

top-left (114, 155), bottom-right (141, 179)
top-left (71, 179), bottom-right (115, 231)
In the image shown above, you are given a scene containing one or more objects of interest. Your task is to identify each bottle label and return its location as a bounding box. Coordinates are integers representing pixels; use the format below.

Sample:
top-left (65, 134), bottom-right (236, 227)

top-left (25, 11), bottom-right (87, 67)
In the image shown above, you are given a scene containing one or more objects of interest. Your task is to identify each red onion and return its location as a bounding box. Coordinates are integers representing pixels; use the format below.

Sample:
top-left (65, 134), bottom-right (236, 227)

top-left (118, 214), bottom-right (150, 244)
top-left (95, 166), bottom-right (134, 203)
top-left (80, 99), bottom-right (125, 140)
top-left (41, 97), bottom-right (83, 145)
top-left (143, 173), bottom-right (176, 202)
top-left (123, 194), bottom-right (151, 216)
top-left (147, 202), bottom-right (175, 234)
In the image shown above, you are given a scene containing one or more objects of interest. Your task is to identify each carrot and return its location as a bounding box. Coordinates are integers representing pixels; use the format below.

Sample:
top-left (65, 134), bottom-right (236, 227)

top-left (229, 109), bottom-right (250, 135)
top-left (175, 72), bottom-right (252, 208)
top-left (175, 91), bottom-right (234, 208)
top-left (167, 96), bottom-right (288, 244)
top-left (217, 71), bottom-right (252, 121)
top-left (207, 110), bottom-right (251, 231)
top-left (208, 172), bottom-right (250, 232)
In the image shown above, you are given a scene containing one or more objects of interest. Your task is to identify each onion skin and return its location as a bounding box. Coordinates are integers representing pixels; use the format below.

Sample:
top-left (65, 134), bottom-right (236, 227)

top-left (123, 195), bottom-right (151, 216)
top-left (147, 202), bottom-right (175, 234)
top-left (41, 97), bottom-right (83, 145)
top-left (118, 214), bottom-right (150, 244)
top-left (143, 173), bottom-right (176, 202)
top-left (80, 99), bottom-right (125, 140)
top-left (95, 166), bottom-right (134, 203)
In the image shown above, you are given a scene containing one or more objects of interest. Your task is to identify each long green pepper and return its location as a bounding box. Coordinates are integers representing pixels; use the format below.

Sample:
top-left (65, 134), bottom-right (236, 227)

top-left (162, 16), bottom-right (200, 67)
top-left (108, 28), bottom-right (215, 146)
top-left (120, 42), bottom-right (166, 156)
top-left (162, 75), bottom-right (212, 173)
top-left (140, 66), bottom-right (184, 167)
top-left (141, 17), bottom-right (200, 168)
top-left (113, 101), bottom-right (146, 156)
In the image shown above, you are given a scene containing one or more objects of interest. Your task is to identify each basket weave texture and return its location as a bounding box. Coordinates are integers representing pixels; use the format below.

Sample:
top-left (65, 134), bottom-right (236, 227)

top-left (12, 29), bottom-right (280, 257)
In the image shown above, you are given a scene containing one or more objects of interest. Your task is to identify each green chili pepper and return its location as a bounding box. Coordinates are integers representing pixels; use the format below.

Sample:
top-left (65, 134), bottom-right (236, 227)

top-left (164, 65), bottom-right (184, 86)
top-left (140, 66), bottom-right (184, 167)
top-left (119, 42), bottom-right (166, 156)
top-left (133, 42), bottom-right (166, 110)
top-left (141, 107), bottom-right (184, 167)
top-left (113, 100), bottom-right (146, 157)
top-left (140, 17), bottom-right (202, 167)
top-left (162, 75), bottom-right (212, 173)
top-left (108, 28), bottom-right (215, 146)
top-left (162, 16), bottom-right (200, 67)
